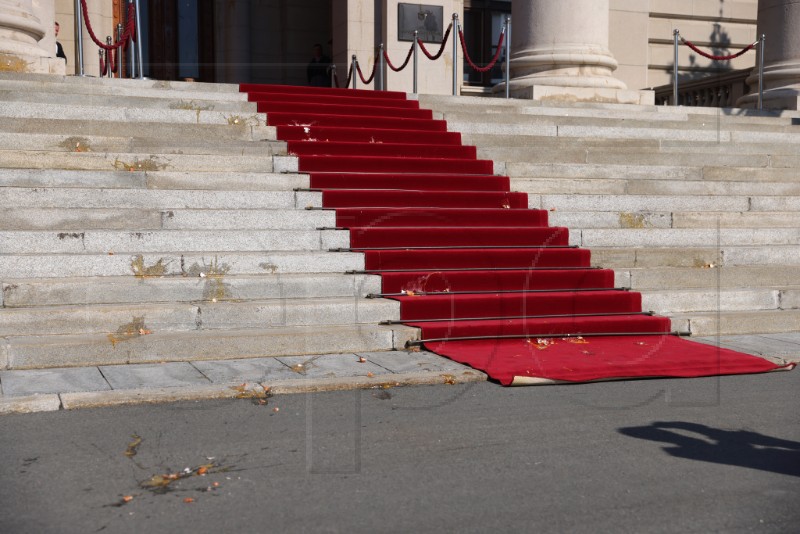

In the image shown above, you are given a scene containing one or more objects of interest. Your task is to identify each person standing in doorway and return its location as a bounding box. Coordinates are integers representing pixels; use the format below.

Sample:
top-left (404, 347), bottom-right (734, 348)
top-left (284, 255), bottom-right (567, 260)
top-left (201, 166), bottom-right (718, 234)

top-left (307, 43), bottom-right (331, 87)
top-left (55, 22), bottom-right (67, 63)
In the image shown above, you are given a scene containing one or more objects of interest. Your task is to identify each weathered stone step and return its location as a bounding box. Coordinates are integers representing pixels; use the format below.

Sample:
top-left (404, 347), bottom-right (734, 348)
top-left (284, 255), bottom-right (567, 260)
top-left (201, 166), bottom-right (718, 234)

top-left (0, 229), bottom-right (347, 254)
top-left (0, 251), bottom-right (364, 279)
top-left (533, 194), bottom-right (750, 212)
top-left (0, 150), bottom-right (283, 173)
top-left (0, 208), bottom-right (334, 231)
top-left (0, 132), bottom-right (285, 156)
top-left (670, 310), bottom-right (800, 337)
top-left (0, 169), bottom-right (308, 191)
top-left (0, 101), bottom-right (265, 127)
top-left (641, 287), bottom-right (788, 314)
top-left (517, 177), bottom-right (800, 197)
top-left (0, 297), bottom-right (399, 336)
top-left (1, 273), bottom-right (380, 307)
top-left (0, 89), bottom-right (255, 113)
top-left (549, 211), bottom-right (800, 230)
top-left (590, 246), bottom-right (800, 268)
top-left (2, 323), bottom-right (418, 370)
top-left (0, 116), bottom-right (275, 143)
top-left (0, 187), bottom-right (318, 209)
top-left (618, 265), bottom-right (800, 291)
top-left (575, 228), bottom-right (800, 248)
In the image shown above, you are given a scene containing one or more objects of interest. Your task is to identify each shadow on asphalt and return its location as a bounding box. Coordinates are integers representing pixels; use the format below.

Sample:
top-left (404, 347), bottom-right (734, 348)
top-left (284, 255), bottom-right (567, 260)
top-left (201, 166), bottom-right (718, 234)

top-left (618, 421), bottom-right (800, 478)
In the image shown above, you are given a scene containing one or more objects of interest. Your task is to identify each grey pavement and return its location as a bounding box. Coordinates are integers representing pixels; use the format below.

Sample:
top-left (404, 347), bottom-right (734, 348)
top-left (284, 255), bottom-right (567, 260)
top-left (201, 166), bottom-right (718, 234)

top-left (1, 334), bottom-right (797, 415)
top-left (0, 368), bottom-right (797, 533)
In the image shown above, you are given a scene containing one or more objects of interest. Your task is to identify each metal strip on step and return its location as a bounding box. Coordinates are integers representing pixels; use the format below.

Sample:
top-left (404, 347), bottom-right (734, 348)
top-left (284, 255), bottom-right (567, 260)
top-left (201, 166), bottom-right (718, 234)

top-left (332, 245), bottom-right (578, 252)
top-left (380, 311), bottom-right (655, 325)
top-left (367, 287), bottom-right (629, 298)
top-left (348, 267), bottom-right (603, 274)
top-left (406, 330), bottom-right (689, 347)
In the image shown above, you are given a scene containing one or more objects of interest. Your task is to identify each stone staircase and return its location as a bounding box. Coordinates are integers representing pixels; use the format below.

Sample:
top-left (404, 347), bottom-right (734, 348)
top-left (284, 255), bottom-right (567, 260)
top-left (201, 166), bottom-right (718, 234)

top-left (420, 94), bottom-right (800, 336)
top-left (0, 73), bottom-right (415, 370)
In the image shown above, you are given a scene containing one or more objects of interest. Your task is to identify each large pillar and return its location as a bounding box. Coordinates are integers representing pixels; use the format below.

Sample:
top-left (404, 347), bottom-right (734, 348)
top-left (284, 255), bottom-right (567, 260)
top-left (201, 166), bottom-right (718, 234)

top-left (498, 0), bottom-right (652, 104)
top-left (0, 0), bottom-right (64, 73)
top-left (737, 0), bottom-right (800, 110)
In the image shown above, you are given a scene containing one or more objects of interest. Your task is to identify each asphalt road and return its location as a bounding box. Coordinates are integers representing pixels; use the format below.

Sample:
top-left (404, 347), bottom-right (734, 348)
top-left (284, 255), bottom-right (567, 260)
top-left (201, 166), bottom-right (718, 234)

top-left (1, 370), bottom-right (798, 534)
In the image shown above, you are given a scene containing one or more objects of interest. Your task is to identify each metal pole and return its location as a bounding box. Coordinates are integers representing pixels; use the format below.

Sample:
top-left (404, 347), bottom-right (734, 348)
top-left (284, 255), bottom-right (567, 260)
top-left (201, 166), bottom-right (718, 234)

top-left (758, 33), bottom-right (766, 110)
top-left (73, 0), bottom-right (85, 76)
top-left (116, 23), bottom-right (123, 78)
top-left (134, 0), bottom-right (144, 79)
top-left (452, 13), bottom-right (459, 96)
top-left (127, 0), bottom-right (136, 78)
top-left (413, 31), bottom-right (418, 94)
top-left (352, 55), bottom-right (358, 90)
top-left (330, 64), bottom-right (337, 88)
top-left (105, 36), bottom-right (113, 78)
top-left (673, 29), bottom-right (679, 106)
top-left (379, 44), bottom-right (385, 91)
top-left (505, 17), bottom-right (511, 99)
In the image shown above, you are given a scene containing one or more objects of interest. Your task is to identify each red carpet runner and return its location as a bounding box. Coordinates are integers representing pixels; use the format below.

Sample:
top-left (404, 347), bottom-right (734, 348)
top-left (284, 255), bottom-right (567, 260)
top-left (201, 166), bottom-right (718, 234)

top-left (241, 83), bottom-right (795, 385)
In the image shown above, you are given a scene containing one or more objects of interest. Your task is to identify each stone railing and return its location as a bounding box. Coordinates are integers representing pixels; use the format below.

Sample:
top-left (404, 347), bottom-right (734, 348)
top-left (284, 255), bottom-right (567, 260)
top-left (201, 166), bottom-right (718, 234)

top-left (654, 69), bottom-right (751, 107)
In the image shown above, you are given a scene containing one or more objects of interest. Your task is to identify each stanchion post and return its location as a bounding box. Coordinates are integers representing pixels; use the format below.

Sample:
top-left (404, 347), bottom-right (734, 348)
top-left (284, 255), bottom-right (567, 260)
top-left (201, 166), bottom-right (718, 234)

top-left (379, 43), bottom-right (385, 91)
top-left (352, 55), bottom-right (358, 90)
top-left (127, 0), bottom-right (136, 78)
top-left (105, 36), bottom-right (113, 78)
top-left (452, 13), bottom-right (459, 96)
top-left (673, 29), bottom-right (679, 106)
top-left (413, 31), bottom-right (418, 94)
top-left (505, 16), bottom-right (511, 99)
top-left (134, 0), bottom-right (144, 79)
top-left (116, 23), bottom-right (123, 78)
top-left (330, 64), bottom-right (337, 88)
top-left (758, 33), bottom-right (765, 110)
top-left (74, 0), bottom-right (85, 76)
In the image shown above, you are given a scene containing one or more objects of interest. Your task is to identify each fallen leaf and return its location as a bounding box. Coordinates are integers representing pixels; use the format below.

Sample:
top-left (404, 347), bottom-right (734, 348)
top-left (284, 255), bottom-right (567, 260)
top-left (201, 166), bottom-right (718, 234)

top-left (197, 467), bottom-right (208, 475)
top-left (357, 356), bottom-right (367, 363)
top-left (367, 372), bottom-right (374, 378)
top-left (443, 375), bottom-right (457, 385)
top-left (124, 435), bottom-right (143, 458)
top-left (184, 498), bottom-right (195, 504)
top-left (122, 496), bottom-right (133, 503)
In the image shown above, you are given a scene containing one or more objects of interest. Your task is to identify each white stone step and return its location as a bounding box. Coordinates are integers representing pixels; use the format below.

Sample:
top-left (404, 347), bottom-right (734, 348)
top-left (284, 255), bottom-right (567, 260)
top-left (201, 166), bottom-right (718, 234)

top-left (641, 288), bottom-right (782, 314)
top-left (0, 297), bottom-right (399, 337)
top-left (590, 246), bottom-right (800, 268)
top-left (575, 228), bottom-right (800, 248)
top-left (2, 324), bottom-right (419, 370)
top-left (0, 251), bottom-right (364, 278)
top-left (549, 211), bottom-right (800, 230)
top-left (1, 273), bottom-right (381, 307)
top-left (534, 194), bottom-right (750, 212)
top-left (0, 208), bottom-right (334, 231)
top-left (0, 187), bottom-right (318, 209)
top-left (619, 266), bottom-right (800, 291)
top-left (670, 310), bottom-right (800, 337)
top-left (0, 229), bottom-right (347, 254)
top-left (0, 169), bottom-right (309, 191)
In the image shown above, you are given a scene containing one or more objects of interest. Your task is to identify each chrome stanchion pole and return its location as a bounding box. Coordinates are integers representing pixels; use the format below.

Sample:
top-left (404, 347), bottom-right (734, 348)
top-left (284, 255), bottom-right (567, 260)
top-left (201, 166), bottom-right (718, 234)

top-left (105, 36), bottom-right (113, 78)
top-left (134, 0), bottom-right (144, 79)
top-left (758, 33), bottom-right (766, 110)
top-left (116, 23), bottom-right (123, 78)
top-left (413, 31), bottom-right (418, 94)
top-left (673, 29), bottom-right (679, 106)
top-left (330, 64), bottom-right (337, 88)
top-left (452, 13), bottom-right (459, 96)
top-left (505, 17), bottom-right (511, 99)
top-left (352, 55), bottom-right (358, 90)
top-left (74, 0), bottom-right (85, 76)
top-left (379, 43), bottom-right (385, 91)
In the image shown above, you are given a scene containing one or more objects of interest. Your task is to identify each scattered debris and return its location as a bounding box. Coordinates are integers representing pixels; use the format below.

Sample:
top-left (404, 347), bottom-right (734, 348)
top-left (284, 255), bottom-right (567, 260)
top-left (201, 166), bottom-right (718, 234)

top-left (442, 374), bottom-right (457, 385)
top-left (230, 383), bottom-right (273, 405)
top-left (124, 435), bottom-right (143, 458)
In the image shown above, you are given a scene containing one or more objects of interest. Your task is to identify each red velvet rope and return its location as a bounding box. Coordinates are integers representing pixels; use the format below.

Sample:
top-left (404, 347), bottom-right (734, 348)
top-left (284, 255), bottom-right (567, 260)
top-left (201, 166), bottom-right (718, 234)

top-left (417, 23), bottom-right (453, 61)
top-left (384, 42), bottom-right (415, 72)
top-left (356, 52), bottom-right (380, 85)
top-left (81, 0), bottom-right (136, 51)
top-left (345, 64), bottom-right (353, 88)
top-left (459, 29), bottom-right (505, 73)
top-left (680, 36), bottom-right (757, 61)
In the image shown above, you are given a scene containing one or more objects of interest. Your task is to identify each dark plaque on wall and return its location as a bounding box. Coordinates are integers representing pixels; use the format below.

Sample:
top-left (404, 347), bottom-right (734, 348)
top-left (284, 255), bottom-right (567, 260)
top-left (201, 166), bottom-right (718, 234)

top-left (398, 4), bottom-right (444, 43)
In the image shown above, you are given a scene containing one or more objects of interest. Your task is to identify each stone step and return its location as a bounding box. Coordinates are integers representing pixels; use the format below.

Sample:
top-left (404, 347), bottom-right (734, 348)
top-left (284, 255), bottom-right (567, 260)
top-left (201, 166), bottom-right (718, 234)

top-left (533, 193), bottom-right (751, 212)
top-left (0, 116), bottom-right (275, 143)
top-left (0, 132), bottom-right (286, 156)
top-left (590, 246), bottom-right (800, 268)
top-left (0, 251), bottom-right (364, 279)
top-left (575, 228), bottom-right (800, 248)
top-left (0, 101), bottom-right (265, 127)
top-left (0, 187), bottom-right (318, 209)
top-left (0, 208), bottom-right (335, 231)
top-left (619, 266), bottom-right (800, 291)
top-left (2, 323), bottom-right (418, 370)
top-left (0, 297), bottom-right (399, 337)
top-left (641, 287), bottom-right (787, 314)
top-left (670, 310), bottom-right (800, 337)
top-left (0, 88), bottom-right (256, 113)
top-left (0, 150), bottom-right (287, 173)
top-left (1, 273), bottom-right (381, 307)
top-left (0, 169), bottom-right (308, 191)
top-left (0, 229), bottom-right (347, 254)
top-left (550, 211), bottom-right (800, 230)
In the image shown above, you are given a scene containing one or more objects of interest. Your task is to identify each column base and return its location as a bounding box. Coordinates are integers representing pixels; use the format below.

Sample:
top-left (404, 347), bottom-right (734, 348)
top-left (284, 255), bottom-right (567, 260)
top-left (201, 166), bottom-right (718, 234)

top-left (736, 87), bottom-right (800, 111)
top-left (0, 52), bottom-right (65, 75)
top-left (493, 83), bottom-right (654, 105)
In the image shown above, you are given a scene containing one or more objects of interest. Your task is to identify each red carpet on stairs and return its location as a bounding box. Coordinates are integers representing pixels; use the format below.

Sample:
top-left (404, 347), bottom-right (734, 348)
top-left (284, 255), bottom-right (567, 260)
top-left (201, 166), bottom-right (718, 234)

top-left (241, 83), bottom-right (796, 385)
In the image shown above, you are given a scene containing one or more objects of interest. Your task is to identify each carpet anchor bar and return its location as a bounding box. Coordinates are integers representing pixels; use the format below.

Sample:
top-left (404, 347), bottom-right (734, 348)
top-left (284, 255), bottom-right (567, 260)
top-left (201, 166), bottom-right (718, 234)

top-left (380, 311), bottom-right (655, 325)
top-left (332, 245), bottom-right (578, 252)
top-left (316, 227), bottom-right (346, 231)
top-left (406, 331), bottom-right (690, 347)
top-left (367, 287), bottom-right (629, 298)
top-left (346, 267), bottom-right (604, 274)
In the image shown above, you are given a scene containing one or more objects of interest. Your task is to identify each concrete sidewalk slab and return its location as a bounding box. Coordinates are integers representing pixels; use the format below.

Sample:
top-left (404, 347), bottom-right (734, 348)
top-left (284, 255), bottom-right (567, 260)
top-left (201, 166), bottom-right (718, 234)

top-left (99, 362), bottom-right (210, 390)
top-left (0, 367), bottom-right (110, 396)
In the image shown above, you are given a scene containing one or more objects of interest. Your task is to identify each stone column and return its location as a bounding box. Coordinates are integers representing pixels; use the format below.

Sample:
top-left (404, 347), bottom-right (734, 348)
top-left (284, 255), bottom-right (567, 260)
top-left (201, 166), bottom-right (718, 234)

top-left (498, 0), bottom-right (652, 104)
top-left (737, 0), bottom-right (800, 110)
top-left (0, 0), bottom-right (63, 73)
top-left (214, 0), bottom-right (250, 83)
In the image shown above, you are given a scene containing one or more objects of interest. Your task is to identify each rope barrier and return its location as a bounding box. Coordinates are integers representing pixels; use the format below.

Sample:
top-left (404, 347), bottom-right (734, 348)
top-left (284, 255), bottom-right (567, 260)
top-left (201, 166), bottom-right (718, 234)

top-left (418, 23), bottom-right (453, 61)
top-left (459, 28), bottom-right (505, 73)
top-left (356, 52), bottom-right (380, 85)
top-left (80, 0), bottom-right (136, 51)
top-left (680, 36), bottom-right (757, 61)
top-left (383, 42), bottom-right (415, 72)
